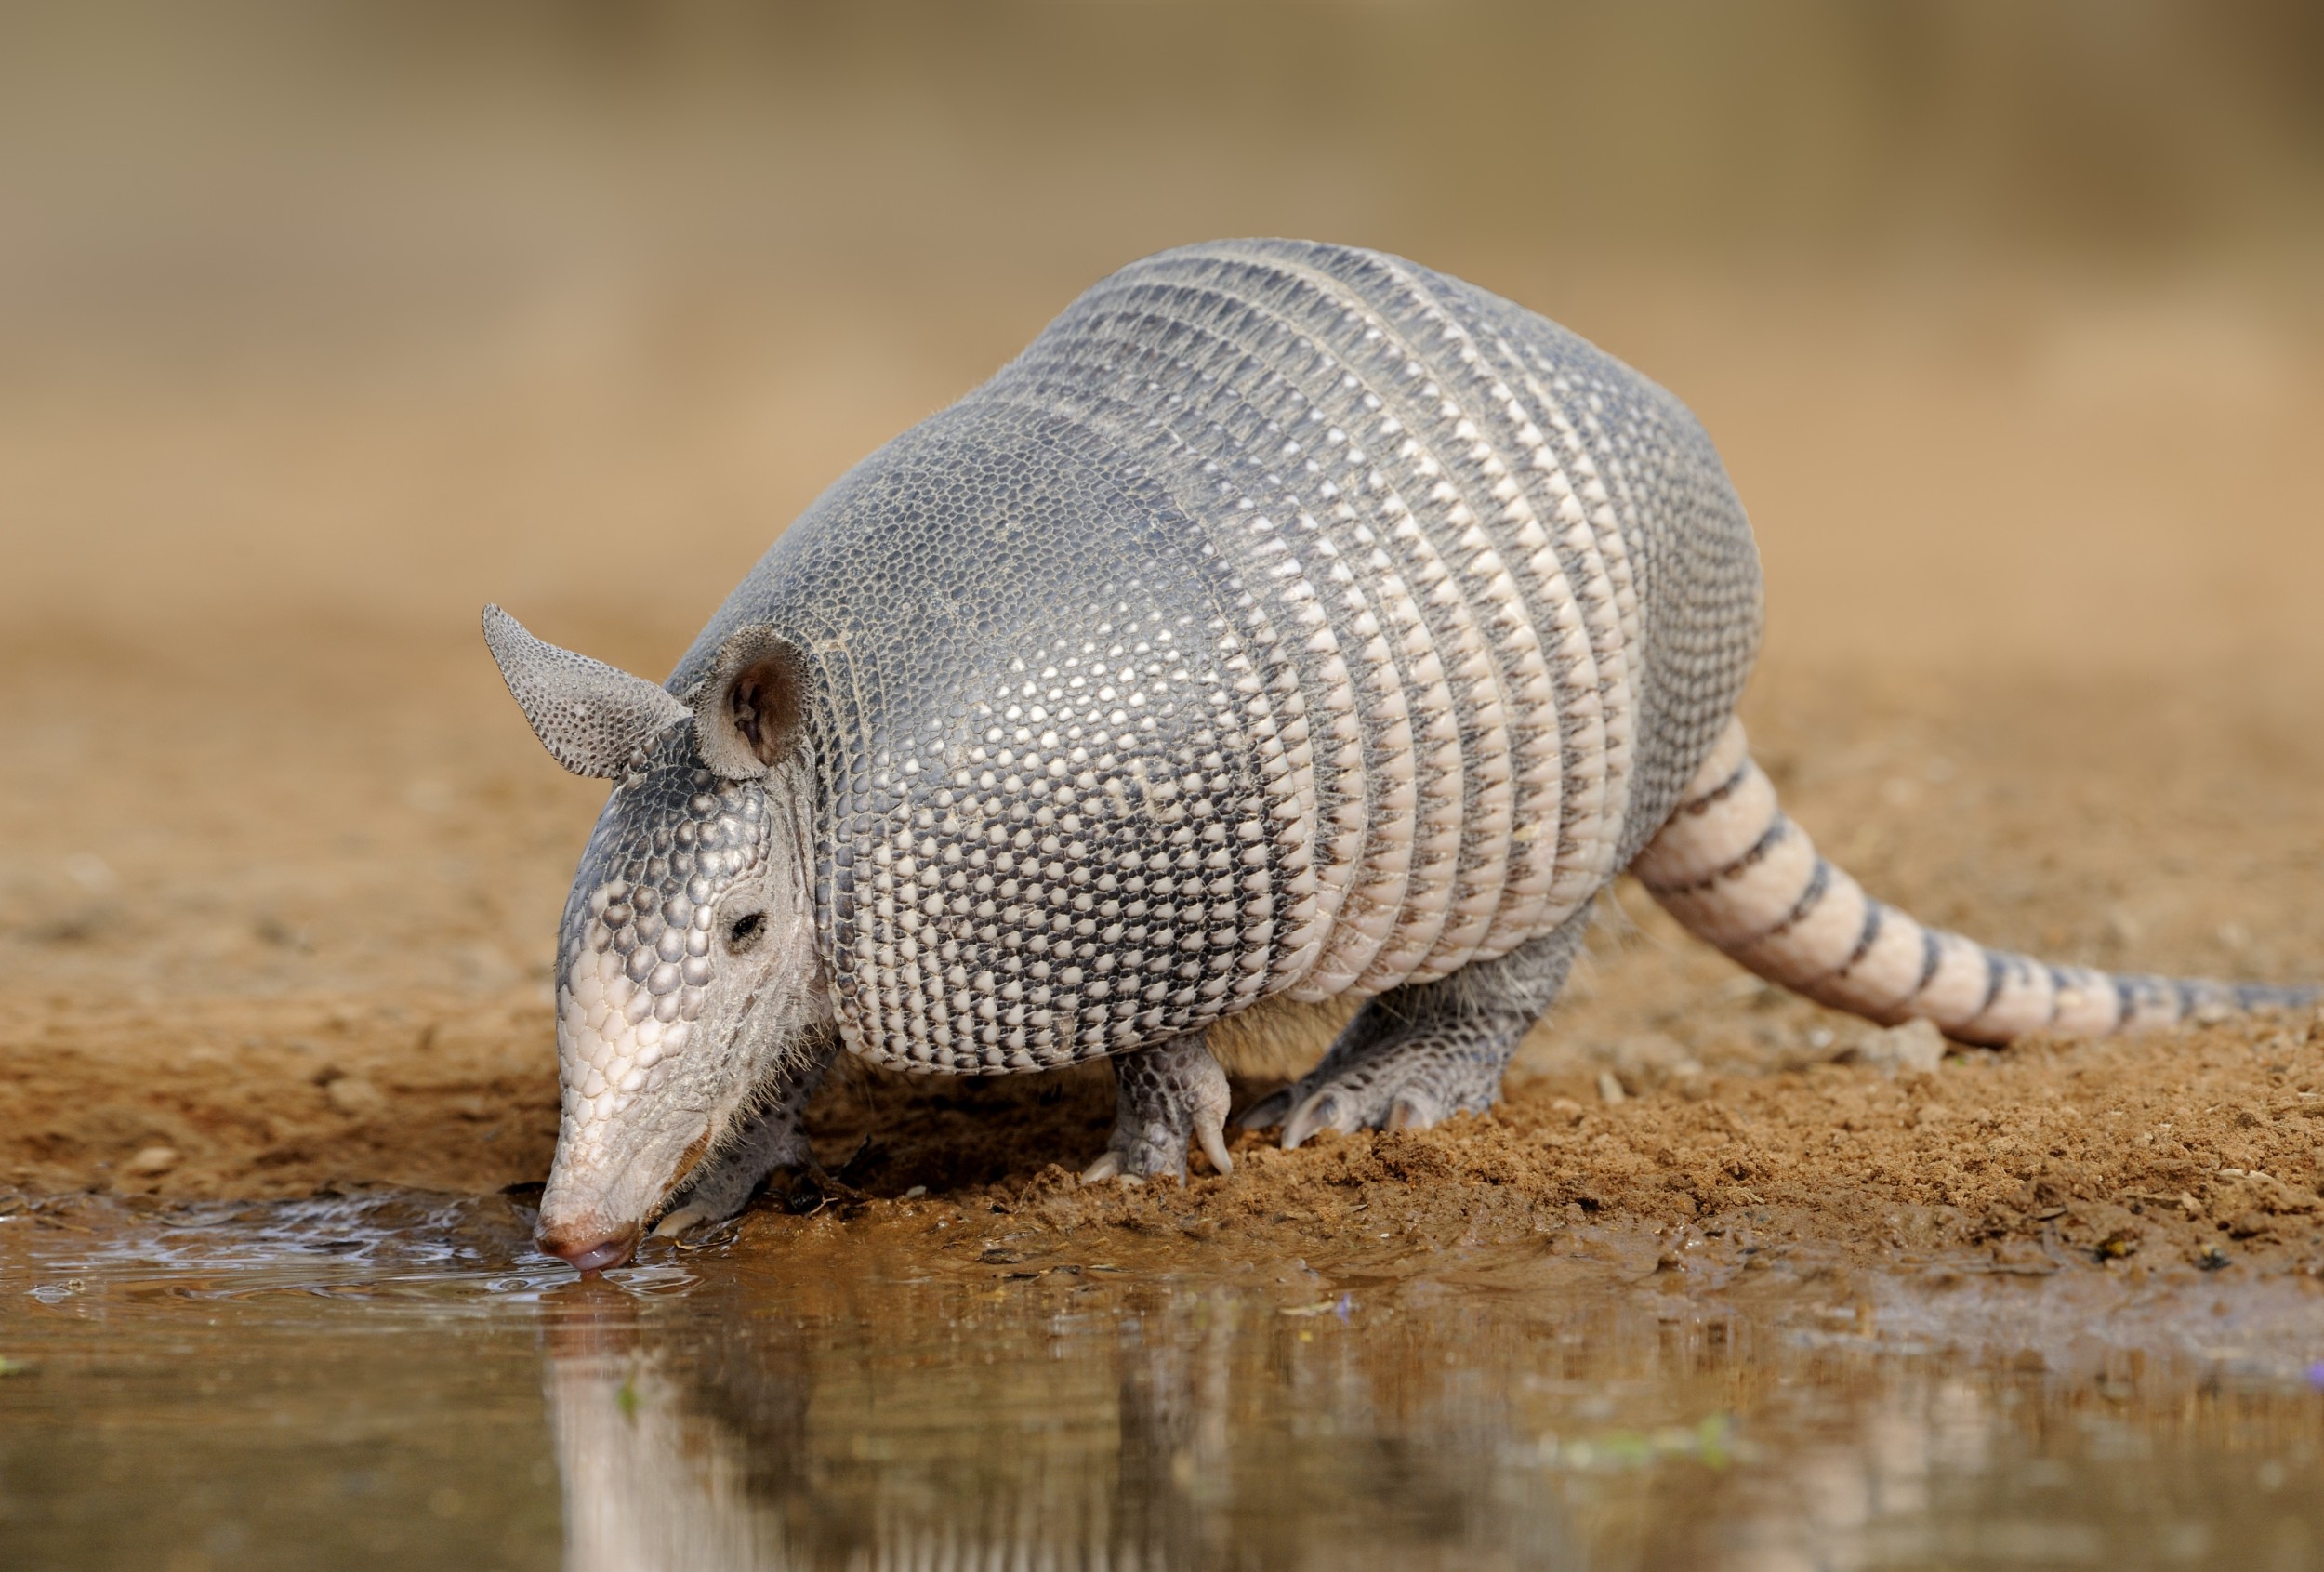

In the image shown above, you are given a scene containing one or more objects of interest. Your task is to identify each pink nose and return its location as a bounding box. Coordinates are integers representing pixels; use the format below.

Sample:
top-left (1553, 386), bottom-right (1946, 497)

top-left (540, 1226), bottom-right (639, 1275)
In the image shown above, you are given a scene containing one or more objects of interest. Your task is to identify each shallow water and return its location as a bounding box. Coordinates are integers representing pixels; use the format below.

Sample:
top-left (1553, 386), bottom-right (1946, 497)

top-left (4, 1192), bottom-right (2323, 1571)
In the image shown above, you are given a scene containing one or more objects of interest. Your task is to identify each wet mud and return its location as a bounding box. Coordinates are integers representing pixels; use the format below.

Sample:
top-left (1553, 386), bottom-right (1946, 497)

top-left (14, 910), bottom-right (2324, 1305)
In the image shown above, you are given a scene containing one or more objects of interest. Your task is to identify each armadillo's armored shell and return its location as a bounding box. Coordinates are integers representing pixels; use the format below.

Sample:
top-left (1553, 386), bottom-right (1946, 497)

top-left (681, 414), bottom-right (1308, 1073)
top-left (672, 241), bottom-right (1762, 1073)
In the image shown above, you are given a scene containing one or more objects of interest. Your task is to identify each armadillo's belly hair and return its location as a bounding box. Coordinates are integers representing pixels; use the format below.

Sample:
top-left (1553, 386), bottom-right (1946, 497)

top-left (1638, 718), bottom-right (2317, 1042)
top-left (676, 241), bottom-right (1763, 1073)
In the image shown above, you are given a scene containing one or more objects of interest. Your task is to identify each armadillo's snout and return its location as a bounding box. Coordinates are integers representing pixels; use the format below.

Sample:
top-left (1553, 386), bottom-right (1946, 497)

top-left (539, 1221), bottom-right (641, 1275)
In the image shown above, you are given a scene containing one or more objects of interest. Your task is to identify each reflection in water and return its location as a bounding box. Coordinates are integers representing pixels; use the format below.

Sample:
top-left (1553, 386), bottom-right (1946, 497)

top-left (531, 1238), bottom-right (2324, 1572)
top-left (541, 1282), bottom-right (1222, 1571)
top-left (4, 1195), bottom-right (2323, 1571)
top-left (533, 1264), bottom-right (1684, 1569)
top-left (545, 1306), bottom-right (790, 1572)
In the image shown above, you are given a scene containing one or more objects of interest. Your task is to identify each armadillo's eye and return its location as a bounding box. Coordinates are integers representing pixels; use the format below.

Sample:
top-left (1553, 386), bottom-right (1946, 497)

top-left (726, 912), bottom-right (768, 953)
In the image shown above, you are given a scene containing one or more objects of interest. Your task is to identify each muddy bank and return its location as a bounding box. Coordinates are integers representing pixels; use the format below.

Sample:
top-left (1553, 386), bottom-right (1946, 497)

top-left (12, 967), bottom-right (2324, 1290)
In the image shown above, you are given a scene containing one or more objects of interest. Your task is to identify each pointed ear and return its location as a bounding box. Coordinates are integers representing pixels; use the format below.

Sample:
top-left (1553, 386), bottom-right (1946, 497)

top-left (482, 605), bottom-right (690, 778)
top-left (691, 625), bottom-right (809, 778)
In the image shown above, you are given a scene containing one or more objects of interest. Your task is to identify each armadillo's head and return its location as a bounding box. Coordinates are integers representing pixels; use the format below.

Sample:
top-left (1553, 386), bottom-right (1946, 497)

top-left (482, 608), bottom-right (830, 1273)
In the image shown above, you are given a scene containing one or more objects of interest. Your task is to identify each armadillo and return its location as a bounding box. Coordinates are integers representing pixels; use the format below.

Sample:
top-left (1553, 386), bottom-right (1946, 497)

top-left (484, 239), bottom-right (2312, 1272)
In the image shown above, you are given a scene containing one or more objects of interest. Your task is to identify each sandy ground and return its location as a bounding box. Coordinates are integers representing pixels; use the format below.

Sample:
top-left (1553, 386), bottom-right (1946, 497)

top-left (7, 270), bottom-right (2324, 1293)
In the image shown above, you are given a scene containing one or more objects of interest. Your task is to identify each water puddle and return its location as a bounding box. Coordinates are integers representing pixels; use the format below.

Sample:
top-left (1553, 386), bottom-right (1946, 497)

top-left (4, 1190), bottom-right (2323, 1569)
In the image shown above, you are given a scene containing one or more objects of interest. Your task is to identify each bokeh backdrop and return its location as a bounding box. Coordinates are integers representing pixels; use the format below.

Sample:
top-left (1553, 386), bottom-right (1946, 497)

top-left (7, 1), bottom-right (2321, 667)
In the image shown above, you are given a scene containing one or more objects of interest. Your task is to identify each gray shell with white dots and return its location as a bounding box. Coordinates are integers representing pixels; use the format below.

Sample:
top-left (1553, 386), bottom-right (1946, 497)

top-left (667, 239), bottom-right (1763, 1074)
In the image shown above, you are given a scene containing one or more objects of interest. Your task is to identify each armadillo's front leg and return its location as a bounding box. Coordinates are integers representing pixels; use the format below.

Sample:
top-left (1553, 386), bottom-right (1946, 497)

top-left (652, 1034), bottom-right (839, 1236)
top-left (1242, 912), bottom-right (1591, 1148)
top-left (1082, 1031), bottom-right (1235, 1184)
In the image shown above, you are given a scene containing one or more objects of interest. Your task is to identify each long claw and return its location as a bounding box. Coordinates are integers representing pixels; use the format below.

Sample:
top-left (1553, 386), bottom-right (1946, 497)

top-left (1195, 1111), bottom-right (1235, 1177)
top-left (1282, 1090), bottom-right (1353, 1151)
top-left (1238, 1089), bottom-right (1294, 1130)
top-left (1385, 1095), bottom-right (1434, 1132)
top-left (1079, 1151), bottom-right (1122, 1185)
top-left (651, 1204), bottom-right (709, 1239)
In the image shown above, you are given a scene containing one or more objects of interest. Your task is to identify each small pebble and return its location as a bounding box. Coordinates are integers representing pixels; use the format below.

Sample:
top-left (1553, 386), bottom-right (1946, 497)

top-left (325, 1076), bottom-right (386, 1117)
top-left (125, 1145), bottom-right (179, 1176)
top-left (1850, 1018), bottom-right (1946, 1078)
top-left (1596, 1071), bottom-right (1627, 1105)
top-left (903, 1184), bottom-right (928, 1199)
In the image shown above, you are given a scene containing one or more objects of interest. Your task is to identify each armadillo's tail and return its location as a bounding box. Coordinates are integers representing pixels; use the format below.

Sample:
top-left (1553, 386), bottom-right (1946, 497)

top-left (1631, 719), bottom-right (2316, 1045)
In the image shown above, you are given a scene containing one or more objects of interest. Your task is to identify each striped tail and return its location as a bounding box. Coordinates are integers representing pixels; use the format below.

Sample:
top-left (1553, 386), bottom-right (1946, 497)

top-left (1631, 719), bottom-right (2316, 1045)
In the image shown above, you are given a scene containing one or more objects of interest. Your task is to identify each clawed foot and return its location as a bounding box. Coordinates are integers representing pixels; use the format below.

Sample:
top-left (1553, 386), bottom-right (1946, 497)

top-left (651, 1163), bottom-right (829, 1239)
top-left (650, 1039), bottom-right (835, 1236)
top-left (651, 1202), bottom-right (721, 1240)
top-left (1237, 919), bottom-right (1587, 1150)
top-left (1081, 1031), bottom-right (1235, 1184)
top-left (1236, 1003), bottom-right (1529, 1149)
top-left (1237, 1076), bottom-right (1472, 1148)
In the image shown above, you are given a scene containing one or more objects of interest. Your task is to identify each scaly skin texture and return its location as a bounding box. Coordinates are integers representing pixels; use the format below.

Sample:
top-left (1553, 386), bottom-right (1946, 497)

top-left (667, 239), bottom-right (1761, 1082)
top-left (486, 238), bottom-right (2315, 1272)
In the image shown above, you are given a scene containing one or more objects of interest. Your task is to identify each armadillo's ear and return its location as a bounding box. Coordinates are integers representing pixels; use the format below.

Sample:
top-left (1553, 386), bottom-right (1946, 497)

top-left (482, 605), bottom-right (690, 778)
top-left (691, 624), bottom-right (809, 779)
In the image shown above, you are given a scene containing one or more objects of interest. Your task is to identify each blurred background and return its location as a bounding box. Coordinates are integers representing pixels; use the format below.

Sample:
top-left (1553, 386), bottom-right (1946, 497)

top-left (7, 0), bottom-right (2320, 665)
top-left (4, 1), bottom-right (2324, 1193)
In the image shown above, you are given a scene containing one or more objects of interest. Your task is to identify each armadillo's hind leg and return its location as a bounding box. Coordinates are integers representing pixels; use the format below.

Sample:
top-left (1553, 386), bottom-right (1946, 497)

top-left (1242, 911), bottom-right (1591, 1148)
top-left (1082, 1031), bottom-right (1235, 1184)
top-left (652, 1034), bottom-right (840, 1236)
